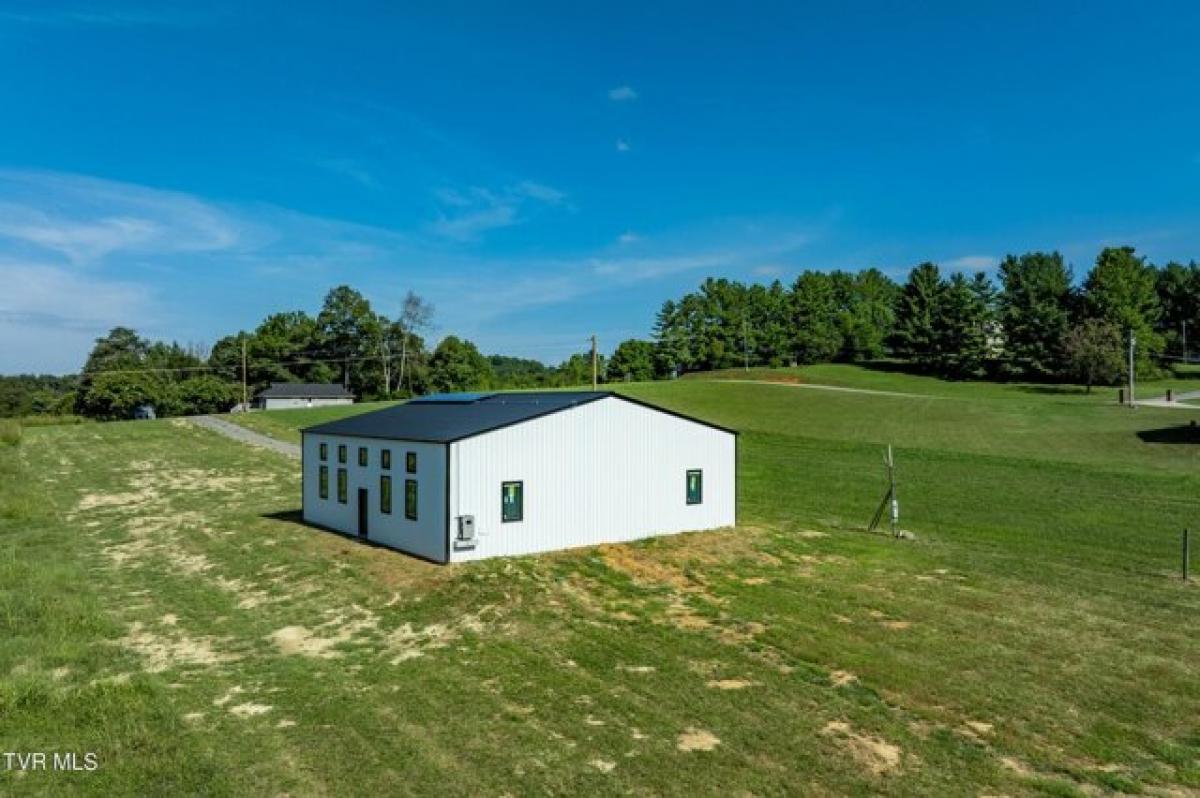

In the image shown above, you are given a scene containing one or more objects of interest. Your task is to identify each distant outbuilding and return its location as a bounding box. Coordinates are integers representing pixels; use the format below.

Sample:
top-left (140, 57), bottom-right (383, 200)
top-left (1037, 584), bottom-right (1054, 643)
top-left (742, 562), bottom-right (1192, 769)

top-left (255, 383), bottom-right (354, 410)
top-left (301, 391), bottom-right (737, 563)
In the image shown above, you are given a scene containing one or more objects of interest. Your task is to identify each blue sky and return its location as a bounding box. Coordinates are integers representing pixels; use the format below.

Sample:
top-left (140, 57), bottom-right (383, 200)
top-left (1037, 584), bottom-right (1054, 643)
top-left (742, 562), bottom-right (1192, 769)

top-left (2, 1), bottom-right (1200, 373)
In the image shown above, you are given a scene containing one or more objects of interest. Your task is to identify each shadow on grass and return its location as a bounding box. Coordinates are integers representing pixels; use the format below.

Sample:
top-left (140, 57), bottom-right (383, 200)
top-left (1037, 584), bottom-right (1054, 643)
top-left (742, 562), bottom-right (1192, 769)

top-left (1137, 422), bottom-right (1200, 445)
top-left (260, 509), bottom-right (446, 564)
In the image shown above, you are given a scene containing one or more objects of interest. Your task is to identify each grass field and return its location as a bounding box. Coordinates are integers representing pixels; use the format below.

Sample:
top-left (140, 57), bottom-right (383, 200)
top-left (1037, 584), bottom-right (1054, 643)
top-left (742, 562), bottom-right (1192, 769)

top-left (2, 366), bottom-right (1199, 795)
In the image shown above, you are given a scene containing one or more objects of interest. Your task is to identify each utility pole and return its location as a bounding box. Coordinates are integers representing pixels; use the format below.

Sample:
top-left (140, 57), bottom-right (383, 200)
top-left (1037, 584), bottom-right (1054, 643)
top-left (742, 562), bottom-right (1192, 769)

top-left (1128, 329), bottom-right (1136, 408)
top-left (240, 336), bottom-right (248, 412)
top-left (590, 334), bottom-right (598, 391)
top-left (743, 318), bottom-right (750, 372)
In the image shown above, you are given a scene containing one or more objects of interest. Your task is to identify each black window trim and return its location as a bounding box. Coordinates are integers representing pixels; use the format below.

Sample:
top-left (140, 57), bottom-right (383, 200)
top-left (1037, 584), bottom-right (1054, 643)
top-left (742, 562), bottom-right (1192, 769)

top-left (338, 444), bottom-right (347, 464)
top-left (381, 449), bottom-right (391, 470)
top-left (686, 469), bottom-right (703, 505)
top-left (380, 475), bottom-right (392, 514)
top-left (358, 446), bottom-right (368, 467)
top-left (319, 442), bottom-right (328, 461)
top-left (501, 480), bottom-right (524, 523)
top-left (337, 468), bottom-right (348, 504)
top-left (318, 465), bottom-right (329, 499)
top-left (404, 478), bottom-right (418, 521)
top-left (406, 451), bottom-right (417, 474)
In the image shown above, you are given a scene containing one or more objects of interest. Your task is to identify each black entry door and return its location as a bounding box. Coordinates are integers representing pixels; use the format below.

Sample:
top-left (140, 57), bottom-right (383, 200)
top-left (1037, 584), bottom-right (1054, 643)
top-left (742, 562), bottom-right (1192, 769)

top-left (357, 488), bottom-right (369, 539)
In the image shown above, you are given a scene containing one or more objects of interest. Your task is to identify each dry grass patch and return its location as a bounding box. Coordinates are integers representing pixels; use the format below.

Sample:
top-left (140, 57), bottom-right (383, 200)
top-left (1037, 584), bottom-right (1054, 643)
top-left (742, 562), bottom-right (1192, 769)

top-left (676, 728), bottom-right (721, 752)
top-left (821, 720), bottom-right (904, 776)
top-left (116, 622), bottom-right (238, 673)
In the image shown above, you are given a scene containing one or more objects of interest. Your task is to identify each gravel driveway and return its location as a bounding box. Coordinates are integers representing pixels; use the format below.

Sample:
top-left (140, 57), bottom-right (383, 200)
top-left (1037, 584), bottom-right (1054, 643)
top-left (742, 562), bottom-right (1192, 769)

top-left (190, 415), bottom-right (301, 459)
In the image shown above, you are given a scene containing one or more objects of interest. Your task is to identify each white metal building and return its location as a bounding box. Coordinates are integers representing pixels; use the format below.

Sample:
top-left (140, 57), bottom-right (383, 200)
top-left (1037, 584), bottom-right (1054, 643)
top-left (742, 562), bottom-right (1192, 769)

top-left (300, 391), bottom-right (737, 563)
top-left (255, 383), bottom-right (355, 410)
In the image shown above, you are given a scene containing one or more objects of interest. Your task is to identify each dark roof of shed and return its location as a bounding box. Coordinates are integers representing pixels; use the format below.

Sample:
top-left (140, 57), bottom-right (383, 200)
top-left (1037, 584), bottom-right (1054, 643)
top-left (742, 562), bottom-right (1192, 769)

top-left (301, 390), bottom-right (736, 443)
top-left (256, 382), bottom-right (355, 399)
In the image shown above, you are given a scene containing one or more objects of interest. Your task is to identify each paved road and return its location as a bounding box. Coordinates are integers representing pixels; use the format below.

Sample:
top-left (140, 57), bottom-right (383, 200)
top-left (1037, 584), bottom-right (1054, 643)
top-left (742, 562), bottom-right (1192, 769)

top-left (191, 415), bottom-right (301, 459)
top-left (1135, 389), bottom-right (1200, 410)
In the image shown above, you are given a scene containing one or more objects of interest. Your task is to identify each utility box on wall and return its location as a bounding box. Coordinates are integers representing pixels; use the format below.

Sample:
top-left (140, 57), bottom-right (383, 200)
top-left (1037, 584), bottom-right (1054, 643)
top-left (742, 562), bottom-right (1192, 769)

top-left (455, 515), bottom-right (476, 550)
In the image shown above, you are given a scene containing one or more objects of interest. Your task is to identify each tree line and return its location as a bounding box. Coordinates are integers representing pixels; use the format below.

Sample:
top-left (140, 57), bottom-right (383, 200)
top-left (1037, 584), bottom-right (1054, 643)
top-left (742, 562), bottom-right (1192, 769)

top-left (634, 247), bottom-right (1198, 391)
top-left (10, 285), bottom-right (619, 419)
top-left (4, 245), bottom-right (1197, 419)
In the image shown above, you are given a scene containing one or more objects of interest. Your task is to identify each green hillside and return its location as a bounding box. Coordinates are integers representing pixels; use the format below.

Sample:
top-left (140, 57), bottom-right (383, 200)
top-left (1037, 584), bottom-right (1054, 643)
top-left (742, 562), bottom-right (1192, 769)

top-left (2, 366), bottom-right (1198, 795)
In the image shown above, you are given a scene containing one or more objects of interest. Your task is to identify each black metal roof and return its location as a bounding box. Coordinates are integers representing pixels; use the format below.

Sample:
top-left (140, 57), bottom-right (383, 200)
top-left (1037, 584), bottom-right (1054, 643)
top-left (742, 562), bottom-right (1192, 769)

top-left (256, 382), bottom-right (355, 399)
top-left (301, 390), bottom-right (736, 443)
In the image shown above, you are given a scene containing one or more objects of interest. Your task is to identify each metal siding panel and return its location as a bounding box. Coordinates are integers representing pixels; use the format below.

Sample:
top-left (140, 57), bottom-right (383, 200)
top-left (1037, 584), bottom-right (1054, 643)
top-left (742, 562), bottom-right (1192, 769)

top-left (301, 434), bottom-right (446, 561)
top-left (450, 396), bottom-right (735, 561)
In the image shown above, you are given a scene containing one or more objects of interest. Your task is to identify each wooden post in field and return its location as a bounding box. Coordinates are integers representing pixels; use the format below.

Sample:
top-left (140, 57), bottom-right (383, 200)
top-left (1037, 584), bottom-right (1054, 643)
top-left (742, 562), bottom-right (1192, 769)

top-left (867, 445), bottom-right (899, 537)
top-left (1128, 329), bottom-right (1136, 407)
top-left (1184, 528), bottom-right (1191, 581)
top-left (886, 445), bottom-right (898, 537)
top-left (240, 336), bottom-right (248, 412)
top-left (591, 334), bottom-right (598, 391)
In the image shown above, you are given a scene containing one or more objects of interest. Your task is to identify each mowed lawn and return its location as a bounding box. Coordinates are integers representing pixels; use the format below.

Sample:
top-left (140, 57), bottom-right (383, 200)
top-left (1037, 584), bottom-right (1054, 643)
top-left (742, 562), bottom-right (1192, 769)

top-left (2, 368), bottom-right (1199, 795)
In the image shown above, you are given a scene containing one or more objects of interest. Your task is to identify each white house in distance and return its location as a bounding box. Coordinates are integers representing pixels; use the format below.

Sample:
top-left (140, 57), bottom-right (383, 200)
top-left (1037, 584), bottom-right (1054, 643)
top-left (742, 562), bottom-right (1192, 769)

top-left (255, 383), bottom-right (355, 410)
top-left (300, 391), bottom-right (737, 563)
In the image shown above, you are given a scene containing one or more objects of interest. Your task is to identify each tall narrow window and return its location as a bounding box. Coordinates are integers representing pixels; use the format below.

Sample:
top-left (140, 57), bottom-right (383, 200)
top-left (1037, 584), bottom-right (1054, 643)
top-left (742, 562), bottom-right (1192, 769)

top-left (380, 476), bottom-right (392, 514)
top-left (337, 468), bottom-right (348, 504)
top-left (319, 442), bottom-right (328, 461)
top-left (686, 470), bottom-right (703, 505)
top-left (319, 465), bottom-right (329, 499)
top-left (338, 444), bottom-right (347, 464)
top-left (501, 481), bottom-right (523, 522)
top-left (404, 479), bottom-right (418, 520)
top-left (381, 449), bottom-right (391, 470)
top-left (406, 452), bottom-right (417, 473)
top-left (358, 447), bottom-right (368, 467)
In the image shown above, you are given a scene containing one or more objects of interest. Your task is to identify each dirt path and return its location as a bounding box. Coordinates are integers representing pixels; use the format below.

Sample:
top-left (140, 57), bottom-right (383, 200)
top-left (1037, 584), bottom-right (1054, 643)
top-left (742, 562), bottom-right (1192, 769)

top-left (190, 415), bottom-right (301, 459)
top-left (714, 379), bottom-right (921, 398)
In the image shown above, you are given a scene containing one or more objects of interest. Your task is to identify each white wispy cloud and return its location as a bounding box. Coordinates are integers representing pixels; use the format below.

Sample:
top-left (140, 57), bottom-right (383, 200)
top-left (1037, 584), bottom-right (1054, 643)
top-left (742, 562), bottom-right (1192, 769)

top-left (441, 233), bottom-right (815, 328)
top-left (615, 138), bottom-right (631, 152)
top-left (617, 232), bottom-right (641, 245)
top-left (312, 156), bottom-right (378, 188)
top-left (753, 264), bottom-right (784, 277)
top-left (943, 254), bottom-right (997, 271)
top-left (0, 7), bottom-right (211, 27)
top-left (0, 169), bottom-right (246, 263)
top-left (428, 180), bottom-right (567, 241)
top-left (608, 85), bottom-right (638, 102)
top-left (0, 258), bottom-right (155, 373)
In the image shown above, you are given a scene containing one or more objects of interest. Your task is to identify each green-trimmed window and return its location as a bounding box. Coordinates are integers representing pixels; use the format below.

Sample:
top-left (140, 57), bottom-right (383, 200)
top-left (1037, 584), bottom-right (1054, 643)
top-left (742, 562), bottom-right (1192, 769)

top-left (380, 476), bottom-right (392, 514)
top-left (381, 449), bottom-right (391, 470)
top-left (501, 481), bottom-right (523, 523)
top-left (319, 442), bottom-right (328, 461)
top-left (686, 470), bottom-right (703, 505)
top-left (318, 465), bottom-right (329, 499)
top-left (406, 452), bottom-right (417, 473)
top-left (358, 447), bottom-right (368, 467)
top-left (338, 444), bottom-right (347, 464)
top-left (337, 468), bottom-right (347, 504)
top-left (404, 479), bottom-right (418, 520)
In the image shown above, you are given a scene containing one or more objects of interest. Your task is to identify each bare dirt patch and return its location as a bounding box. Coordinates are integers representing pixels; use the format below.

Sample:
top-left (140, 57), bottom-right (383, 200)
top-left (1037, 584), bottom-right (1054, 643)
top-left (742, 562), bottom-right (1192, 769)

top-left (821, 721), bottom-right (903, 776)
top-left (830, 670), bottom-right (857, 687)
top-left (116, 622), bottom-right (237, 673)
top-left (676, 728), bottom-right (721, 752)
top-left (589, 758), bottom-right (616, 773)
top-left (229, 703), bottom-right (272, 718)
top-left (706, 678), bottom-right (758, 690)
